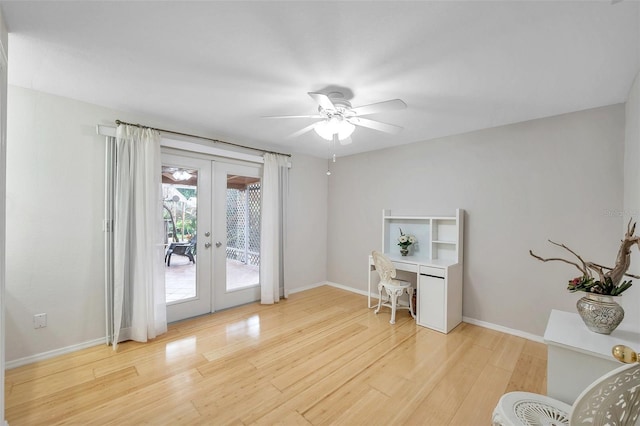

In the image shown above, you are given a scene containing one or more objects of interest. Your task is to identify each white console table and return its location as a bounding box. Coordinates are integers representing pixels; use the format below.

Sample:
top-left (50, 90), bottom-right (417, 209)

top-left (544, 309), bottom-right (640, 404)
top-left (367, 255), bottom-right (463, 333)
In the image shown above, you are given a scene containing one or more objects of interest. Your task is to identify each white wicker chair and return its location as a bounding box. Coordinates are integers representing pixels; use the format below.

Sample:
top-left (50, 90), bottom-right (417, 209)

top-left (371, 251), bottom-right (415, 324)
top-left (492, 362), bottom-right (640, 426)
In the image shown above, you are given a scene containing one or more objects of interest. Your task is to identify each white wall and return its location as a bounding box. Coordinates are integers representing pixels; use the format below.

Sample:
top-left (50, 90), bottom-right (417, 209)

top-left (5, 86), bottom-right (327, 362)
top-left (0, 5), bottom-right (7, 423)
top-left (285, 154), bottom-right (328, 292)
top-left (6, 87), bottom-right (115, 362)
top-left (624, 71), bottom-right (640, 231)
top-left (327, 105), bottom-right (625, 337)
top-left (623, 70), bottom-right (640, 326)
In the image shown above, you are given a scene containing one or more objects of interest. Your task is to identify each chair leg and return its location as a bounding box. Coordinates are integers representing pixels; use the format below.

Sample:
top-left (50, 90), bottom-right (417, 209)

top-left (167, 253), bottom-right (172, 267)
top-left (389, 290), bottom-right (399, 324)
top-left (408, 288), bottom-right (416, 319)
top-left (374, 284), bottom-right (383, 315)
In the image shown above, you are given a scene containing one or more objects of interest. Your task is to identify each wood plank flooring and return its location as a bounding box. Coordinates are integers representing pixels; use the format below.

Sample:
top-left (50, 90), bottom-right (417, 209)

top-left (5, 286), bottom-right (547, 425)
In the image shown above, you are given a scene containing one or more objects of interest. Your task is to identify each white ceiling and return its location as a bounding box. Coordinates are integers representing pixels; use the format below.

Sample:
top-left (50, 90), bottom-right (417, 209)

top-left (2, 1), bottom-right (639, 158)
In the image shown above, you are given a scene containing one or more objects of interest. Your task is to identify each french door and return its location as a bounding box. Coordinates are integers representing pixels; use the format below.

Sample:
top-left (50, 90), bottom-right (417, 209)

top-left (213, 162), bottom-right (261, 310)
top-left (162, 152), bottom-right (262, 322)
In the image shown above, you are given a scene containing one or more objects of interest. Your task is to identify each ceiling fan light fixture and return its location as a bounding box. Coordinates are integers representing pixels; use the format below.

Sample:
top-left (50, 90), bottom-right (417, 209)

top-left (338, 121), bottom-right (355, 140)
top-left (314, 117), bottom-right (355, 141)
top-left (314, 120), bottom-right (335, 141)
top-left (326, 116), bottom-right (341, 134)
top-left (172, 170), bottom-right (192, 181)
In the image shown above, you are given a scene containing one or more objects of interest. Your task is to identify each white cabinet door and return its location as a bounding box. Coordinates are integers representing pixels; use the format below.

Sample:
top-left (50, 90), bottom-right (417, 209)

top-left (418, 274), bottom-right (445, 331)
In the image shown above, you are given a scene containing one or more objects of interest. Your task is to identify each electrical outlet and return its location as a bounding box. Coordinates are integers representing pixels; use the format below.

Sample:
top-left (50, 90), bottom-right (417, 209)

top-left (33, 313), bottom-right (47, 329)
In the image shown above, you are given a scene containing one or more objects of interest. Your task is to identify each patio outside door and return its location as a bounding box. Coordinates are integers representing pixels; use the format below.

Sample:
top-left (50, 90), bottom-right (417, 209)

top-left (213, 162), bottom-right (261, 311)
top-left (163, 154), bottom-right (212, 323)
top-left (163, 153), bottom-right (261, 322)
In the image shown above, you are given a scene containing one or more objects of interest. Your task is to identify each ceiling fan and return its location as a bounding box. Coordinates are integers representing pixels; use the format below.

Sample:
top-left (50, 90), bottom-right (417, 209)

top-left (265, 92), bottom-right (407, 145)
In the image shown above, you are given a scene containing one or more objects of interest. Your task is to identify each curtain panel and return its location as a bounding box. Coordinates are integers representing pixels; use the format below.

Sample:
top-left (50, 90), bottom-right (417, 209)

top-left (105, 124), bottom-right (167, 348)
top-left (259, 153), bottom-right (289, 304)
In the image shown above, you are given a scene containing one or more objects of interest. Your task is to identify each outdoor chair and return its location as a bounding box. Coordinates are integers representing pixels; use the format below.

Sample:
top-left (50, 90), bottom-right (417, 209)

top-left (165, 235), bottom-right (196, 266)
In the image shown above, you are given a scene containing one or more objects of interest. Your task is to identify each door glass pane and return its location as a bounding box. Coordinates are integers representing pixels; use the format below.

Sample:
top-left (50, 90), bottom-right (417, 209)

top-left (226, 174), bottom-right (260, 291)
top-left (163, 166), bottom-right (198, 303)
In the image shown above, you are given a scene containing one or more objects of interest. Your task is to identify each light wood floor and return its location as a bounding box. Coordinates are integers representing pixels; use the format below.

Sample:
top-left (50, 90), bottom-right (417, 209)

top-left (5, 286), bottom-right (547, 425)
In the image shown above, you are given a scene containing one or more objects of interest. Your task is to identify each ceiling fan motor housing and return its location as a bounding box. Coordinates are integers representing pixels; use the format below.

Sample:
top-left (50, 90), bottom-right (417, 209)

top-left (319, 92), bottom-right (353, 117)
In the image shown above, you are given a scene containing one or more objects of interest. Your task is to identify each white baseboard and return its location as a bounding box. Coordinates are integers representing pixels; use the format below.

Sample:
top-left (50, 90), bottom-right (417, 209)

top-left (462, 316), bottom-right (544, 343)
top-left (6, 337), bottom-right (106, 369)
top-left (285, 281), bottom-right (328, 297)
top-left (326, 281), bottom-right (375, 298)
top-left (322, 281), bottom-right (544, 343)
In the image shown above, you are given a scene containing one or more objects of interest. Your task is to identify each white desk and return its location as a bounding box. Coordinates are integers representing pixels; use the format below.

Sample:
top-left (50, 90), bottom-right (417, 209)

top-left (544, 309), bottom-right (640, 404)
top-left (368, 254), bottom-right (463, 333)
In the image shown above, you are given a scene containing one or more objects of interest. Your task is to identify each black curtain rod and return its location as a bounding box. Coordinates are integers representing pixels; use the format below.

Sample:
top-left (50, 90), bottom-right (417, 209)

top-left (115, 119), bottom-right (291, 158)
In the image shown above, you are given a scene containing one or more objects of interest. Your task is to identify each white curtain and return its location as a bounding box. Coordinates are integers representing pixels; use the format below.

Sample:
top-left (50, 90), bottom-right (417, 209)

top-left (260, 153), bottom-right (289, 304)
top-left (109, 124), bottom-right (167, 348)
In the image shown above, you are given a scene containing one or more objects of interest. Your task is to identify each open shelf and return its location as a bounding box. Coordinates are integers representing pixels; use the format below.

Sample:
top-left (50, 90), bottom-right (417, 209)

top-left (382, 209), bottom-right (463, 262)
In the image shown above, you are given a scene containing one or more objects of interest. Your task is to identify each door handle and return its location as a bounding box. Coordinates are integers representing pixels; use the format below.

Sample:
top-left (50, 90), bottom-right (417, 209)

top-left (216, 241), bottom-right (222, 248)
top-left (204, 242), bottom-right (212, 249)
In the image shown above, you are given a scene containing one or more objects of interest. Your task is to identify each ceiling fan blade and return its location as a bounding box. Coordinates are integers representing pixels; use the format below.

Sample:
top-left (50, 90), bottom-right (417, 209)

top-left (288, 122), bottom-right (319, 138)
top-left (263, 114), bottom-right (323, 119)
top-left (349, 117), bottom-right (403, 134)
top-left (308, 92), bottom-right (335, 111)
top-left (339, 137), bottom-right (352, 145)
top-left (350, 99), bottom-right (407, 116)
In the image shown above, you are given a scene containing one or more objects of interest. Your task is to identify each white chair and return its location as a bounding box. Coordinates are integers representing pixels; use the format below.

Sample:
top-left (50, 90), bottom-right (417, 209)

top-left (492, 362), bottom-right (640, 426)
top-left (371, 251), bottom-right (415, 324)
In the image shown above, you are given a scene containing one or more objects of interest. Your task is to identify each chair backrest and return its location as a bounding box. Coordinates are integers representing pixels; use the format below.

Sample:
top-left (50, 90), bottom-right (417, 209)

top-left (372, 251), bottom-right (397, 284)
top-left (570, 362), bottom-right (640, 425)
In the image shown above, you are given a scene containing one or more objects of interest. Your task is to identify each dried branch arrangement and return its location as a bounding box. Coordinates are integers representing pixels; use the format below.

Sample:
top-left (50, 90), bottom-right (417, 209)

top-left (529, 219), bottom-right (639, 296)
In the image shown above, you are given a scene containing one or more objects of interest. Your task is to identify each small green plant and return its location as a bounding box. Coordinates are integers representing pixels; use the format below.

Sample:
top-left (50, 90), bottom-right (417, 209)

top-left (567, 275), bottom-right (633, 296)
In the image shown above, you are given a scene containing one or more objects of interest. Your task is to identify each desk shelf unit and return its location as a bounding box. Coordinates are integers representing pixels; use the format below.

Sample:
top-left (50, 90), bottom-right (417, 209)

top-left (369, 209), bottom-right (464, 333)
top-left (382, 210), bottom-right (462, 262)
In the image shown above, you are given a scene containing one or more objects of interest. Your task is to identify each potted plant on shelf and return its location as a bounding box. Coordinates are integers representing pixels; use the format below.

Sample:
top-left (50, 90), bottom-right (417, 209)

top-left (530, 219), bottom-right (638, 334)
top-left (397, 228), bottom-right (417, 256)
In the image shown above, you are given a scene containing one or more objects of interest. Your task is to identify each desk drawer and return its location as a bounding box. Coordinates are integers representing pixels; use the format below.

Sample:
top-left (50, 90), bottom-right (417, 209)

top-left (392, 261), bottom-right (417, 273)
top-left (419, 265), bottom-right (445, 278)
